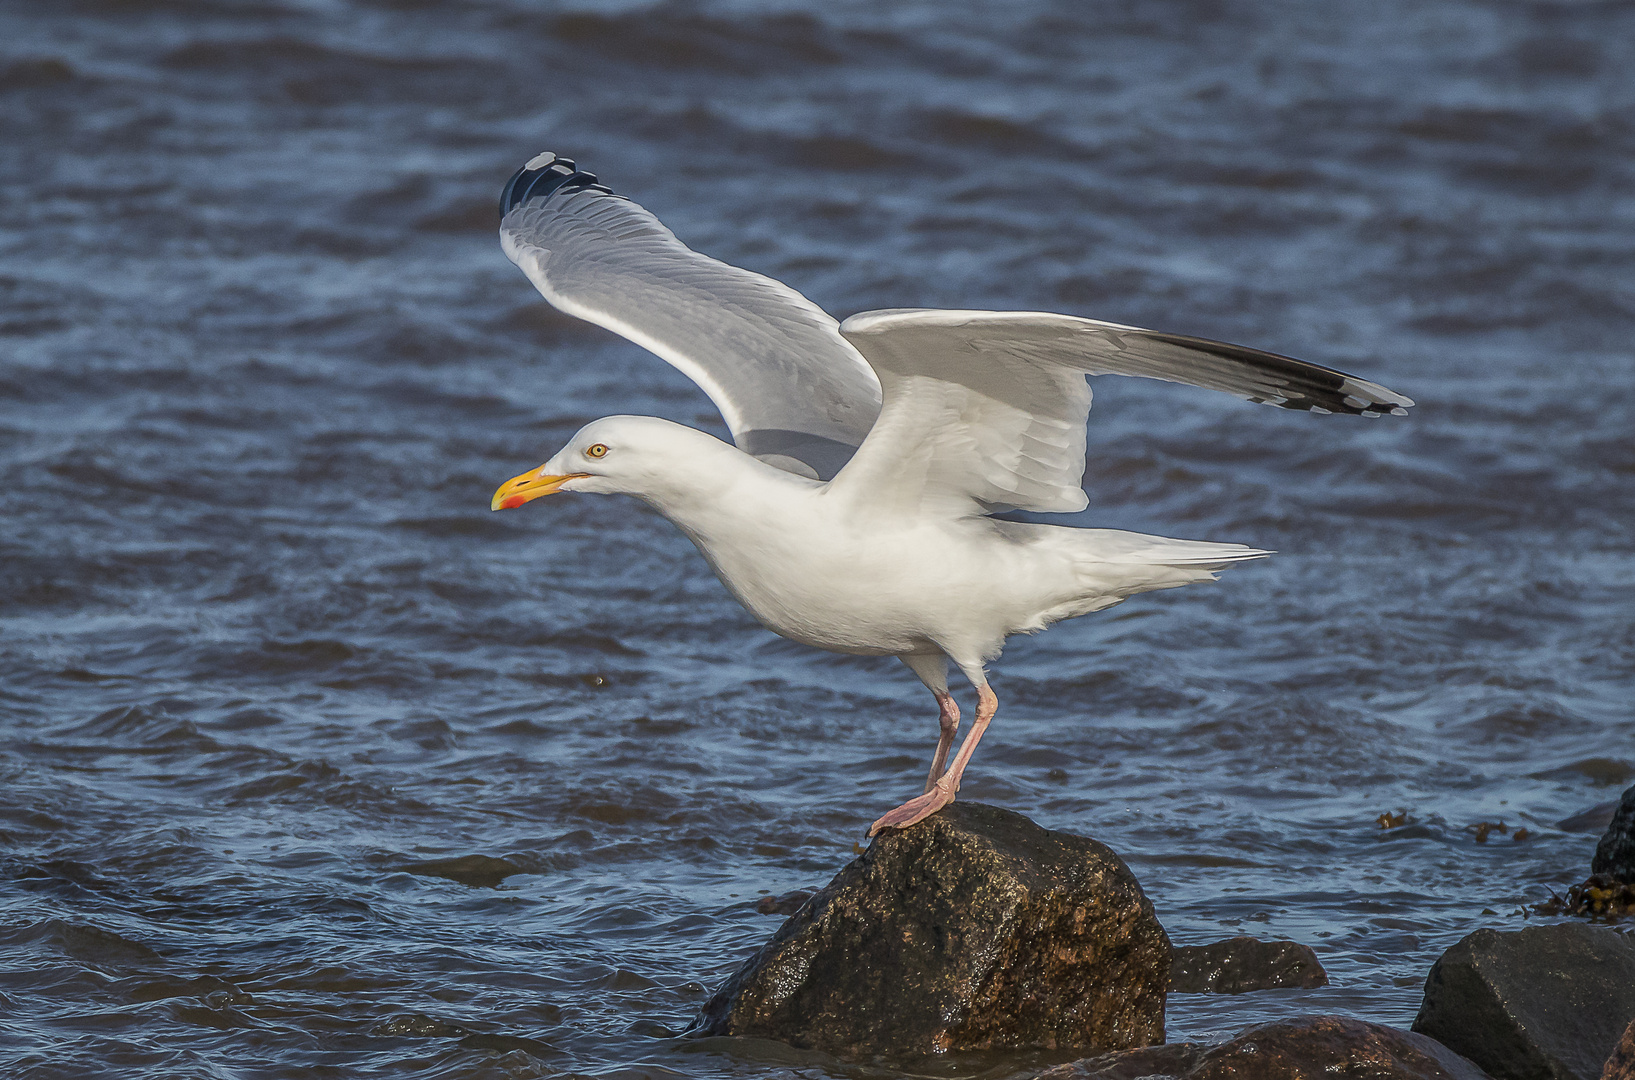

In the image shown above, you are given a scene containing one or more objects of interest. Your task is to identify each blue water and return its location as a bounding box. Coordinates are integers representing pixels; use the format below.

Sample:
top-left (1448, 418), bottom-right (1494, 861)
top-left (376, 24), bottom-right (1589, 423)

top-left (2, 1), bottom-right (1633, 1076)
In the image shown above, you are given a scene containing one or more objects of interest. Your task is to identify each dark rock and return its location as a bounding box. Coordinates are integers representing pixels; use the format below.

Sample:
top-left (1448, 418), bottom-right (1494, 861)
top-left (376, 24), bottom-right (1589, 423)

top-left (1413, 924), bottom-right (1635, 1080)
top-left (37, 919), bottom-right (164, 968)
top-left (1592, 786), bottom-right (1635, 882)
top-left (456, 1033), bottom-right (558, 1056)
top-left (1036, 1015), bottom-right (1489, 1080)
top-left (693, 802), bottom-right (1168, 1057)
top-left (398, 854), bottom-right (522, 888)
top-left (1558, 801), bottom-right (1621, 835)
top-left (1035, 1042), bottom-right (1205, 1080)
top-left (1603, 1017), bottom-right (1635, 1080)
top-left (1169, 936), bottom-right (1329, 994)
top-left (1531, 760), bottom-right (1635, 789)
top-left (371, 1013), bottom-right (470, 1038)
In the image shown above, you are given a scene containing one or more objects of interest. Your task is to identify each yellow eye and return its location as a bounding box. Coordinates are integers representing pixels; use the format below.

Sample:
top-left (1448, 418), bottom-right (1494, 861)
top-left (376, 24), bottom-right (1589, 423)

top-left (586, 443), bottom-right (608, 459)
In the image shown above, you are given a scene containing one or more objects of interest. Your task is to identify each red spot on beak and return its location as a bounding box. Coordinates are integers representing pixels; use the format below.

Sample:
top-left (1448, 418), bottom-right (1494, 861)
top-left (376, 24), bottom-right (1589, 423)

top-left (501, 495), bottom-right (527, 510)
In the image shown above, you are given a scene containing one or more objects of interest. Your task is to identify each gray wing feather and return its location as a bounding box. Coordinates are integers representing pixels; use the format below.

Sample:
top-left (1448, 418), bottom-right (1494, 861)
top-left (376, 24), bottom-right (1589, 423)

top-left (843, 309), bottom-right (1413, 416)
top-left (501, 183), bottom-right (880, 479)
top-left (832, 309), bottom-right (1413, 516)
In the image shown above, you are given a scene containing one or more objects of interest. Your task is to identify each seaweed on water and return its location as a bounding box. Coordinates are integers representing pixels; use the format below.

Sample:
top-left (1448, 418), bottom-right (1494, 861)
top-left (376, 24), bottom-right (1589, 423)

top-left (1469, 820), bottom-right (1508, 843)
top-left (1530, 874), bottom-right (1635, 921)
top-left (1376, 809), bottom-right (1411, 829)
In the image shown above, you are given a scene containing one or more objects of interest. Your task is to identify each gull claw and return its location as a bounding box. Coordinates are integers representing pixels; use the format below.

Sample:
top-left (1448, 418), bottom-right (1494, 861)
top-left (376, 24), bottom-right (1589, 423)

top-left (867, 778), bottom-right (957, 837)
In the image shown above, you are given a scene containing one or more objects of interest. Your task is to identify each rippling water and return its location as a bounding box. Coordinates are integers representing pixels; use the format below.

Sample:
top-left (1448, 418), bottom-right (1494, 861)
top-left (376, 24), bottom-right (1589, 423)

top-left (3, 0), bottom-right (1633, 1076)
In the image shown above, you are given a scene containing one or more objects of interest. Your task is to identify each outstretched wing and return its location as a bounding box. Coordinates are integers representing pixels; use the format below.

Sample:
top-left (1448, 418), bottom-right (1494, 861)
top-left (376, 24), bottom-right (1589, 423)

top-left (830, 308), bottom-right (1414, 516)
top-left (499, 153), bottom-right (881, 480)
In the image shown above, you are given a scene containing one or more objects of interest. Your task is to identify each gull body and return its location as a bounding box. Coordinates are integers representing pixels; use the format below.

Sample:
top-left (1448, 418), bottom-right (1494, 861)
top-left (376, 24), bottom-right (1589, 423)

top-left (536, 416), bottom-right (1253, 667)
top-left (488, 153), bottom-right (1413, 834)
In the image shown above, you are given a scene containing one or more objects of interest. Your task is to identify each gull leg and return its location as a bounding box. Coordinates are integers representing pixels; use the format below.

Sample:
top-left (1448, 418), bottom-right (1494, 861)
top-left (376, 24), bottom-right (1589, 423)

top-left (924, 690), bottom-right (961, 794)
top-left (869, 680), bottom-right (998, 836)
top-left (895, 653), bottom-right (958, 794)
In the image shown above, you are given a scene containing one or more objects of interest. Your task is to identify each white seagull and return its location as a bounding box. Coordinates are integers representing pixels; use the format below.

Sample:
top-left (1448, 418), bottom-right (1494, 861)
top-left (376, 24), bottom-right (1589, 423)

top-left (490, 152), bottom-right (1412, 836)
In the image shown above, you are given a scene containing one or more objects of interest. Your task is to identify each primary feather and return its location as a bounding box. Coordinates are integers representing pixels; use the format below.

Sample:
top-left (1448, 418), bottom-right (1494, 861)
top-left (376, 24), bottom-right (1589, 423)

top-left (501, 153), bottom-right (879, 480)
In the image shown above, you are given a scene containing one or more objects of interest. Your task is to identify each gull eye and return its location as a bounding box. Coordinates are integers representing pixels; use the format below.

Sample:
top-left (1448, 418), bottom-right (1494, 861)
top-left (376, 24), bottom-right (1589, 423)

top-left (586, 443), bottom-right (608, 459)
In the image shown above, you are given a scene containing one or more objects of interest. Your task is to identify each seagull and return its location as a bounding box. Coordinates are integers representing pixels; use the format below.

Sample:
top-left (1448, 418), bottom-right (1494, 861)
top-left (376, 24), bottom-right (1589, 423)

top-left (489, 152), bottom-right (1412, 836)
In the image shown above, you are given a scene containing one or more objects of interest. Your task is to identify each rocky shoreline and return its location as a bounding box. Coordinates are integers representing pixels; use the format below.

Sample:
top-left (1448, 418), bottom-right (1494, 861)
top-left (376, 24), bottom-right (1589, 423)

top-left (692, 785), bottom-right (1635, 1080)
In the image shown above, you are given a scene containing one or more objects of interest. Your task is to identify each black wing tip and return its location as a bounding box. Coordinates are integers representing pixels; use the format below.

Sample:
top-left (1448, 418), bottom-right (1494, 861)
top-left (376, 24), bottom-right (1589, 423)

top-left (500, 152), bottom-right (614, 217)
top-left (1253, 391), bottom-right (1413, 417)
top-left (1249, 394), bottom-right (1413, 417)
top-left (1143, 331), bottom-right (1414, 417)
top-left (1312, 379), bottom-right (1415, 416)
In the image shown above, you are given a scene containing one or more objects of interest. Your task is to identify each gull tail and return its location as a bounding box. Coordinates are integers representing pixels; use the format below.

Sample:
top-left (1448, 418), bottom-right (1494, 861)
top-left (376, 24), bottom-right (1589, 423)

top-left (1082, 530), bottom-right (1272, 570)
top-left (1012, 526), bottom-right (1272, 632)
top-left (1131, 538), bottom-right (1273, 571)
top-left (1068, 529), bottom-right (1272, 602)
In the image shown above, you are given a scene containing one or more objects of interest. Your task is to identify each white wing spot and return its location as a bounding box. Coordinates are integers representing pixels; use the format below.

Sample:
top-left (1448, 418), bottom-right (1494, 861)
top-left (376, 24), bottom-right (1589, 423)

top-left (524, 151), bottom-right (557, 171)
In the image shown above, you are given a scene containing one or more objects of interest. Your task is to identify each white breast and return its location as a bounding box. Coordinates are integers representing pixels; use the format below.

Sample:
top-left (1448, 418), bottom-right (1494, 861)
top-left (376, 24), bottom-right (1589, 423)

top-left (670, 481), bottom-right (1075, 658)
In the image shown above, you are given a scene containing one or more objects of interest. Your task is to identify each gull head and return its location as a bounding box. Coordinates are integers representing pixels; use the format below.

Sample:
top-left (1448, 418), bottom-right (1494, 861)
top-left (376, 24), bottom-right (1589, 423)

top-left (490, 415), bottom-right (735, 511)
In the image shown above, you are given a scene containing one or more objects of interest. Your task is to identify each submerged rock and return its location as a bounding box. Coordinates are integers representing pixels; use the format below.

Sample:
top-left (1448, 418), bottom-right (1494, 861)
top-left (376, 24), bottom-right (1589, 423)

top-left (1036, 1042), bottom-right (1204, 1079)
top-left (755, 889), bottom-right (814, 915)
top-left (1036, 1015), bottom-right (1488, 1080)
top-left (693, 802), bottom-right (1168, 1057)
top-left (1169, 936), bottom-right (1328, 994)
top-left (1558, 801), bottom-right (1621, 835)
top-left (1412, 924), bottom-right (1635, 1080)
top-left (398, 854), bottom-right (522, 888)
top-left (1592, 785), bottom-right (1635, 883)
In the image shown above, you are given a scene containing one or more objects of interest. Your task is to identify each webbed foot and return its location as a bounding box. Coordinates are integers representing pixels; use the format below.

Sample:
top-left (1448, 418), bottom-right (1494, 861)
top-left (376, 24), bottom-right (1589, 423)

top-left (867, 776), bottom-right (957, 836)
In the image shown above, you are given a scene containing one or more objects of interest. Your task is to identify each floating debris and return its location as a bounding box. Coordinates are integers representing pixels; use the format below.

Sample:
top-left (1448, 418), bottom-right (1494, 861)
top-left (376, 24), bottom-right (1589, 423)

top-left (1376, 809), bottom-right (1411, 829)
top-left (1471, 821), bottom-right (1509, 844)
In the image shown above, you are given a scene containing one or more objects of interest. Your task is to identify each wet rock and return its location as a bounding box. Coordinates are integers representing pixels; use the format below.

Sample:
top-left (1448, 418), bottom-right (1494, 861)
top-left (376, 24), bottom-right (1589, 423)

top-left (456, 1032), bottom-right (558, 1056)
top-left (369, 1013), bottom-right (557, 1056)
top-left (1035, 1042), bottom-right (1204, 1079)
top-left (1592, 785), bottom-right (1635, 882)
top-left (371, 1013), bottom-right (470, 1038)
top-left (19, 919), bottom-right (164, 970)
top-left (1557, 801), bottom-right (1620, 835)
top-left (1412, 924), bottom-right (1635, 1080)
top-left (398, 854), bottom-right (522, 888)
top-left (1036, 1015), bottom-right (1489, 1080)
top-left (693, 802), bottom-right (1168, 1057)
top-left (1603, 1017), bottom-right (1635, 1080)
top-left (1169, 936), bottom-right (1329, 994)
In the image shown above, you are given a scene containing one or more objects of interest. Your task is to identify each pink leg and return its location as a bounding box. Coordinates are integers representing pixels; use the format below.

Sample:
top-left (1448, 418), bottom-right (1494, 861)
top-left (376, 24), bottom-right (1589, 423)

top-left (924, 690), bottom-right (961, 794)
top-left (870, 683), bottom-right (998, 836)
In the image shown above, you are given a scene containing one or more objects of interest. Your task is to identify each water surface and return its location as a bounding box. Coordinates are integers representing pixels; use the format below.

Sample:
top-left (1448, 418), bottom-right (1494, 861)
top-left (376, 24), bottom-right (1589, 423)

top-left (2, 1), bottom-right (1633, 1076)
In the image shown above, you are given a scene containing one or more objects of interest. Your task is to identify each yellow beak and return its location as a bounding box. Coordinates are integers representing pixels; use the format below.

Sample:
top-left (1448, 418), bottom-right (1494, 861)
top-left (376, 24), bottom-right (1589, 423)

top-left (491, 469), bottom-right (590, 511)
